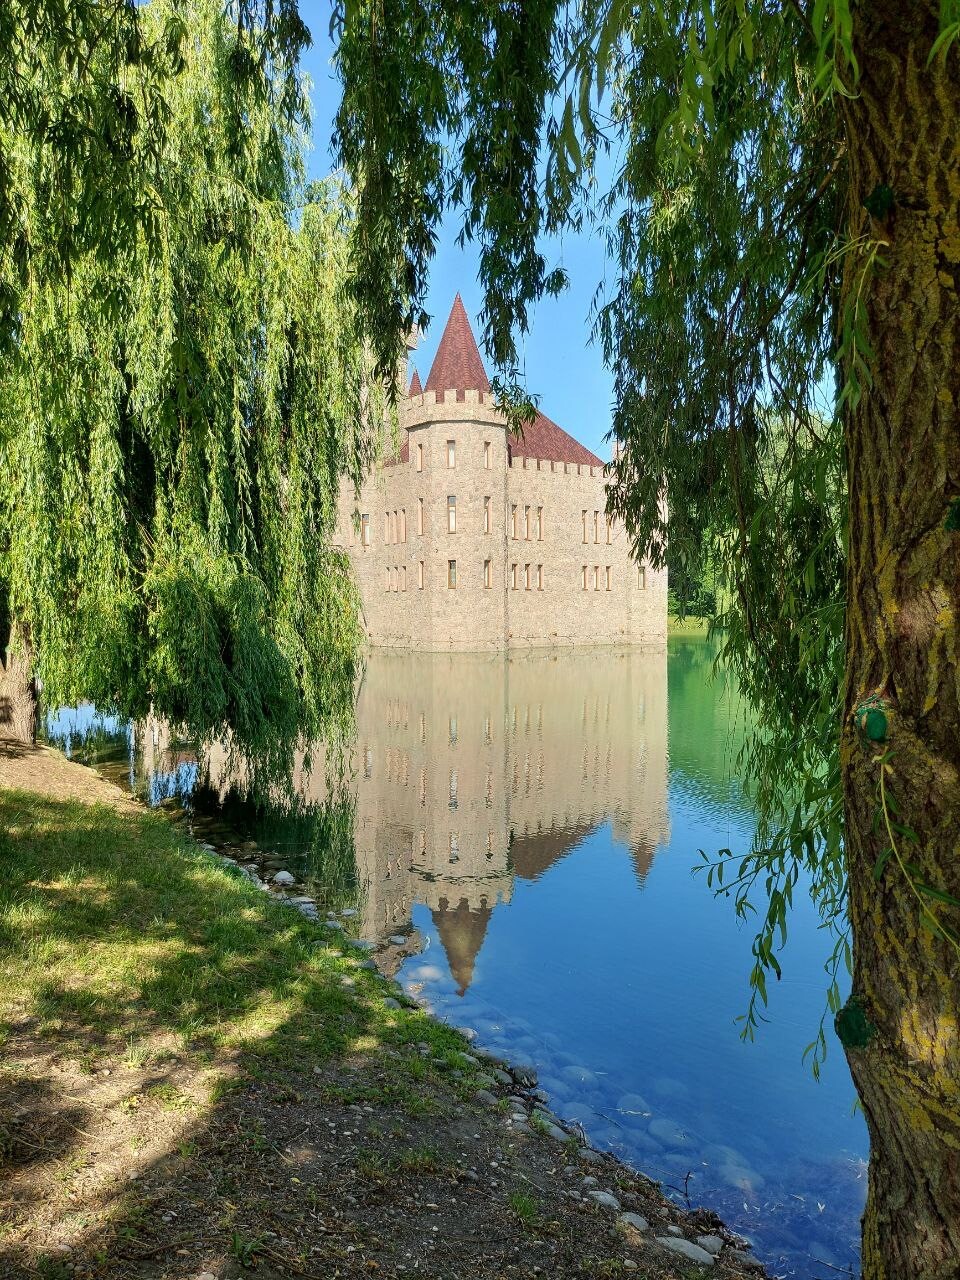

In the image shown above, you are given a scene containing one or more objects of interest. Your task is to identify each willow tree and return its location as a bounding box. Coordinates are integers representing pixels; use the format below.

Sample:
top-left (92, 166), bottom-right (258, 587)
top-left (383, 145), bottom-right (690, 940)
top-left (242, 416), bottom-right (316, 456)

top-left (0, 0), bottom-right (384, 754)
top-left (334, 2), bottom-right (960, 1275)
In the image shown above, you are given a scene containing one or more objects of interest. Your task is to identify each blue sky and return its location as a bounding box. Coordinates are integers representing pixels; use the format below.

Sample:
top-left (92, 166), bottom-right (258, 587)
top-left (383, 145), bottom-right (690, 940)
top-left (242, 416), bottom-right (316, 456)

top-left (298, 4), bottom-right (615, 459)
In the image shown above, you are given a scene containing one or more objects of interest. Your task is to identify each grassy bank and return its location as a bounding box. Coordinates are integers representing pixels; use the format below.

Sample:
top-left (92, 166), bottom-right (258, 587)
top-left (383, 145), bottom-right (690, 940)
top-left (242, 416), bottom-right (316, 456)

top-left (0, 752), bottom-right (761, 1280)
top-left (667, 616), bottom-right (712, 637)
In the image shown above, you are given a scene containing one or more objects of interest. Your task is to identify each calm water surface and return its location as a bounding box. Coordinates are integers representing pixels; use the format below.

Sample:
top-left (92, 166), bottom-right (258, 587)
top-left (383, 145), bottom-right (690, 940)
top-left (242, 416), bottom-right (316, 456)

top-left (46, 640), bottom-right (867, 1278)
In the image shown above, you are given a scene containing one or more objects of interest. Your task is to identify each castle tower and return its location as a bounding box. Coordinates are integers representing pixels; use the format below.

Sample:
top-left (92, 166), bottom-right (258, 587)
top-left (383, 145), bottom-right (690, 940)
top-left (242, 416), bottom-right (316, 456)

top-left (336, 294), bottom-right (668, 651)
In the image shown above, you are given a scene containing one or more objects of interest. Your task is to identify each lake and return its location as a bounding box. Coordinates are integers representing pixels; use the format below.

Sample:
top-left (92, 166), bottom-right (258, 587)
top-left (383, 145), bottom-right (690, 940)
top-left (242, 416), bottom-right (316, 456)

top-left (44, 638), bottom-right (867, 1277)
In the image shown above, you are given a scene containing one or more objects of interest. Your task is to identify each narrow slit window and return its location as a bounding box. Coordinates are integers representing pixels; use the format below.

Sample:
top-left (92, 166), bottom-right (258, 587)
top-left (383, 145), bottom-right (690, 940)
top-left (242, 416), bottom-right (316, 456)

top-left (537, 506), bottom-right (543, 540)
top-left (447, 439), bottom-right (456, 468)
top-left (524, 563), bottom-right (531, 590)
top-left (537, 564), bottom-right (544, 591)
top-left (448, 559), bottom-right (457, 588)
top-left (417, 497), bottom-right (424, 535)
top-left (401, 509), bottom-right (407, 543)
top-left (606, 514), bottom-right (612, 544)
top-left (594, 510), bottom-right (600, 543)
top-left (447, 495), bottom-right (457, 533)
top-left (524, 506), bottom-right (531, 540)
top-left (581, 565), bottom-right (588, 590)
top-left (484, 440), bottom-right (491, 469)
top-left (484, 495), bottom-right (491, 534)
top-left (402, 565), bottom-right (407, 592)
top-left (416, 441), bottom-right (423, 472)
top-left (511, 504), bottom-right (518, 539)
top-left (361, 513), bottom-right (370, 546)
top-left (418, 560), bottom-right (425, 589)
top-left (512, 563), bottom-right (519, 590)
top-left (594, 565), bottom-right (601, 591)
top-left (605, 565), bottom-right (612, 591)
top-left (484, 558), bottom-right (492, 588)
top-left (638, 564), bottom-right (646, 590)
top-left (582, 510), bottom-right (588, 544)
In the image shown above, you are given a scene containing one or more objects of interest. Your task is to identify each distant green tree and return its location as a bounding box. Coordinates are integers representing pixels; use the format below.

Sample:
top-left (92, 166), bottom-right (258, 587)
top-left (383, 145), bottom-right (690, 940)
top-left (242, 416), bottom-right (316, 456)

top-left (0, 1), bottom-right (384, 754)
top-left (333, 3), bottom-right (960, 1275)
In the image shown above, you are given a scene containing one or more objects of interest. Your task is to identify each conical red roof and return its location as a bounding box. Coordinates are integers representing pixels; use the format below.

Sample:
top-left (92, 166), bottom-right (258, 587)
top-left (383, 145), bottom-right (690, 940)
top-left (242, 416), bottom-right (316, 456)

top-left (408, 368), bottom-right (422, 395)
top-left (425, 294), bottom-right (491, 400)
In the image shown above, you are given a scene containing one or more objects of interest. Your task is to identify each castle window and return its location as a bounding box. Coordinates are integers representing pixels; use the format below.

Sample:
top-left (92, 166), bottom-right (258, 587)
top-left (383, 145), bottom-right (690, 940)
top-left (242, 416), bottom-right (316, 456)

top-left (361, 513), bottom-right (370, 546)
top-left (393, 566), bottom-right (400, 592)
top-left (581, 565), bottom-right (588, 590)
top-left (594, 565), bottom-right (601, 591)
top-left (537, 564), bottom-right (544, 591)
top-left (594, 510), bottom-right (600, 543)
top-left (511, 504), bottom-right (518, 539)
top-left (606, 514), bottom-right (612, 544)
top-left (384, 513), bottom-right (389, 543)
top-left (638, 564), bottom-right (646, 590)
top-left (394, 509), bottom-right (399, 542)
top-left (418, 559), bottom-right (425, 589)
top-left (524, 505), bottom-right (531, 540)
top-left (512, 563), bottom-right (519, 590)
top-left (417, 497), bottom-right (424, 535)
top-left (402, 565), bottom-right (407, 592)
top-left (449, 769), bottom-right (458, 809)
top-left (524, 563), bottom-right (531, 590)
top-left (484, 496), bottom-right (491, 534)
top-left (447, 439), bottom-right (456, 468)
top-left (537, 506), bottom-right (543, 540)
top-left (401, 508), bottom-right (407, 543)
top-left (605, 565), bottom-right (612, 591)
top-left (448, 559), bottom-right (457, 588)
top-left (582, 510), bottom-right (588, 543)
top-left (447, 495), bottom-right (457, 533)
top-left (484, 440), bottom-right (491, 469)
top-left (385, 566), bottom-right (390, 592)
top-left (449, 832), bottom-right (460, 863)
top-left (449, 715), bottom-right (458, 743)
top-left (484, 558), bottom-right (492, 589)
top-left (416, 441), bottom-right (423, 471)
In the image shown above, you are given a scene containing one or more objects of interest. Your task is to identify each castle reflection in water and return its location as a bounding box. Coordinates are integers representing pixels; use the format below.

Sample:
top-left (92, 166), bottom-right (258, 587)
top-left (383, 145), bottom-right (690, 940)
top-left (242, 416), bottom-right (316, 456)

top-left (349, 649), bottom-right (669, 993)
top-left (135, 649), bottom-right (669, 996)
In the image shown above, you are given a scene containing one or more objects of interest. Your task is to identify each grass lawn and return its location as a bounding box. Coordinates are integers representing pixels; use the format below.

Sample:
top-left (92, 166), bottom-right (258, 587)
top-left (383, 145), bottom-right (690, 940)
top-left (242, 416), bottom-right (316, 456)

top-left (667, 616), bottom-right (712, 637)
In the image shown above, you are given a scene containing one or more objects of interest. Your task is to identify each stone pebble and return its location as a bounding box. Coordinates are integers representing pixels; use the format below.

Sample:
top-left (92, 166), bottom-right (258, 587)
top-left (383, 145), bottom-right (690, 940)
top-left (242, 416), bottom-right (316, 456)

top-left (587, 1190), bottom-right (621, 1211)
top-left (654, 1236), bottom-right (715, 1266)
top-left (618, 1212), bottom-right (649, 1232)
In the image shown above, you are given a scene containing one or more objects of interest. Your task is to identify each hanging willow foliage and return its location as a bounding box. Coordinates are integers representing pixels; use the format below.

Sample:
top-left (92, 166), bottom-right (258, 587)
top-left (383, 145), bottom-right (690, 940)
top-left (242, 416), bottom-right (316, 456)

top-left (0, 0), bottom-right (386, 755)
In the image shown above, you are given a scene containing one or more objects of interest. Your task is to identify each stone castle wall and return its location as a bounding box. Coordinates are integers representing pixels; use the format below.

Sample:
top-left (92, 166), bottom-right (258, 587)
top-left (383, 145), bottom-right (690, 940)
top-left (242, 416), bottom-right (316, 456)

top-left (335, 391), bottom-right (668, 651)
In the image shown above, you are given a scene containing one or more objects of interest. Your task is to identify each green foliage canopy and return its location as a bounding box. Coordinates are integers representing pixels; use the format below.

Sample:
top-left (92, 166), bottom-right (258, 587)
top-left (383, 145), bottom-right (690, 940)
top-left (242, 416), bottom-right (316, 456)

top-left (0, 0), bottom-right (385, 757)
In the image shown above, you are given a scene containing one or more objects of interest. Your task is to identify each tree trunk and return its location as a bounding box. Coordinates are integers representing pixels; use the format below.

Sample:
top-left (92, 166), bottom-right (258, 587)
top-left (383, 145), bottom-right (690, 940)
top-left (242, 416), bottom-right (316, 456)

top-left (0, 620), bottom-right (37, 745)
top-left (840, 6), bottom-right (960, 1278)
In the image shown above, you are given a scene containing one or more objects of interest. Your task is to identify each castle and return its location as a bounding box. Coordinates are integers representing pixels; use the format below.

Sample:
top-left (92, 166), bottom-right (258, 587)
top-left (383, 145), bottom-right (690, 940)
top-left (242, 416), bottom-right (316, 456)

top-left (336, 295), bottom-right (667, 650)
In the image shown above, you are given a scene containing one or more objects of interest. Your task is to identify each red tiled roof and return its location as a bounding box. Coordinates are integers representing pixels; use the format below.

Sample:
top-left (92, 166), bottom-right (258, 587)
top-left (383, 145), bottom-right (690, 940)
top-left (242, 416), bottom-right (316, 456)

top-left (424, 294), bottom-right (491, 399)
top-left (510, 409), bottom-right (604, 469)
top-left (408, 368), bottom-right (422, 395)
top-left (410, 293), bottom-right (605, 469)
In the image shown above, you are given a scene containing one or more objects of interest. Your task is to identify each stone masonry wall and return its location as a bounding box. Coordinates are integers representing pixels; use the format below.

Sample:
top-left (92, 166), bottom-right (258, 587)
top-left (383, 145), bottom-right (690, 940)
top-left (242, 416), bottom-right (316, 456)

top-left (335, 391), bottom-right (667, 652)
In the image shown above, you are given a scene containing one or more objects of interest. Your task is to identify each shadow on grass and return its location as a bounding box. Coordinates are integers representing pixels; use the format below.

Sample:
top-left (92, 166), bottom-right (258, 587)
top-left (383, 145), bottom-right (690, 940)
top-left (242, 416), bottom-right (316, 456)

top-left (0, 788), bottom-right (476, 1280)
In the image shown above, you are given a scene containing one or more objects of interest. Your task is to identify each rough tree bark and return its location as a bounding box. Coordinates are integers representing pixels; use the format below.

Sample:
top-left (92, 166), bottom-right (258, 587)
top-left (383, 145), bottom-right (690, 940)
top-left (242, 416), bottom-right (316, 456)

top-left (840, 5), bottom-right (960, 1278)
top-left (0, 620), bottom-right (37, 745)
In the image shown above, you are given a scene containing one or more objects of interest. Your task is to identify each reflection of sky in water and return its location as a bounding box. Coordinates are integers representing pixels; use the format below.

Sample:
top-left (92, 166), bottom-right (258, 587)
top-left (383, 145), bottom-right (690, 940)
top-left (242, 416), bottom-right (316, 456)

top-left (43, 644), bottom-right (867, 1278)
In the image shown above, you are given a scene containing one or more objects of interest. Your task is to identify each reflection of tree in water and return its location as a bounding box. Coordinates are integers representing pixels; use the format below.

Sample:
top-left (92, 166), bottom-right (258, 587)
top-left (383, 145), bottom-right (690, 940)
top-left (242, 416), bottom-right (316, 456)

top-left (666, 638), bottom-right (749, 814)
